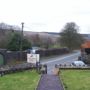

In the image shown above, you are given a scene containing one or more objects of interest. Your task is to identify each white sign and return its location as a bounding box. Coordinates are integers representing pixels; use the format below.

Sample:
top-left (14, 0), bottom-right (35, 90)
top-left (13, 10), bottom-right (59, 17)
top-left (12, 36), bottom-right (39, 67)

top-left (27, 54), bottom-right (39, 64)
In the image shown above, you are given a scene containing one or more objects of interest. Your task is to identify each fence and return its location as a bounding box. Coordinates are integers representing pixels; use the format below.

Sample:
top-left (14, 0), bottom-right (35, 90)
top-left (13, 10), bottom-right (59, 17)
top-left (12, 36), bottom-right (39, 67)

top-left (6, 51), bottom-right (27, 65)
top-left (36, 48), bottom-right (69, 57)
top-left (55, 64), bottom-right (90, 70)
top-left (0, 48), bottom-right (69, 65)
top-left (0, 49), bottom-right (27, 65)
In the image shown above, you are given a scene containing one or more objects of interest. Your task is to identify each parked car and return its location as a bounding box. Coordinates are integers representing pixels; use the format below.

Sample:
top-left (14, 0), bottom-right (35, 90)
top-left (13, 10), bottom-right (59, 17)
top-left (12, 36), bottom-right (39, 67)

top-left (26, 47), bottom-right (39, 53)
top-left (72, 61), bottom-right (87, 67)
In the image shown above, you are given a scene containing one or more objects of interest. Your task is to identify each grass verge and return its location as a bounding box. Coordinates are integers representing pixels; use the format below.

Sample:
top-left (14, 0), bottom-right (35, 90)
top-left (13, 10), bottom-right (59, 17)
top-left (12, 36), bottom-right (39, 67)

top-left (0, 70), bottom-right (40, 90)
top-left (60, 70), bottom-right (90, 90)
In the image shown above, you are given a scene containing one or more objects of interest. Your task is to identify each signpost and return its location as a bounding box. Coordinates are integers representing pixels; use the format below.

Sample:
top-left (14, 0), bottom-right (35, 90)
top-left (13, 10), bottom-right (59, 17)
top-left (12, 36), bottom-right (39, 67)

top-left (27, 54), bottom-right (39, 64)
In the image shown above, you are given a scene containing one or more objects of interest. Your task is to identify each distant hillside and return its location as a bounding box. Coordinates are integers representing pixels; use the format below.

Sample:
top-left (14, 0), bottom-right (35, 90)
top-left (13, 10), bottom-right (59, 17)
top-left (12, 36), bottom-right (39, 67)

top-left (81, 34), bottom-right (90, 41)
top-left (43, 32), bottom-right (59, 35)
top-left (0, 22), bottom-right (90, 41)
top-left (44, 32), bottom-right (90, 41)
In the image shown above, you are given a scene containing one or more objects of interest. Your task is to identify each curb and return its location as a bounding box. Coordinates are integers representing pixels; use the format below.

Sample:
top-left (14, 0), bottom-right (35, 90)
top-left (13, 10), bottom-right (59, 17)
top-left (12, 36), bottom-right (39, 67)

top-left (35, 74), bottom-right (43, 90)
top-left (59, 76), bottom-right (65, 90)
top-left (59, 71), bottom-right (65, 90)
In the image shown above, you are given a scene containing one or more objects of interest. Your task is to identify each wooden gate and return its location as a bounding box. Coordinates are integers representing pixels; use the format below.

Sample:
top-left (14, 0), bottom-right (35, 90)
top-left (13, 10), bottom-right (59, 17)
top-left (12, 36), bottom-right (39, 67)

top-left (0, 53), bottom-right (4, 65)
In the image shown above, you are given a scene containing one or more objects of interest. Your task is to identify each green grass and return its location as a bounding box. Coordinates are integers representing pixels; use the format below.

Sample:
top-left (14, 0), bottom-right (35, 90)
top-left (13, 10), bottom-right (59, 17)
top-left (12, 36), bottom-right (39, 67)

top-left (0, 70), bottom-right (40, 90)
top-left (60, 70), bottom-right (90, 90)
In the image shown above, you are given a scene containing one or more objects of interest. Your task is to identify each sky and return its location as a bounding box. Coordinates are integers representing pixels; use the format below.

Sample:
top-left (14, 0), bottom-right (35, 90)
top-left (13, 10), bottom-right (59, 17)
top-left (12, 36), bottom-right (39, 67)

top-left (0, 0), bottom-right (90, 34)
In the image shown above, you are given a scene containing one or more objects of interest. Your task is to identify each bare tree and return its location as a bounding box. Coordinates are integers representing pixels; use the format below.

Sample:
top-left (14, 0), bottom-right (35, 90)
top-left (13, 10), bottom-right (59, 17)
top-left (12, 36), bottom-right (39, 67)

top-left (60, 22), bottom-right (84, 50)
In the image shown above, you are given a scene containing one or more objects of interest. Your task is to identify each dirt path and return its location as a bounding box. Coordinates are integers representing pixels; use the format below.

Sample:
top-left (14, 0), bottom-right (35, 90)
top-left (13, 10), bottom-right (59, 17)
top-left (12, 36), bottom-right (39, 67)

top-left (36, 74), bottom-right (64, 90)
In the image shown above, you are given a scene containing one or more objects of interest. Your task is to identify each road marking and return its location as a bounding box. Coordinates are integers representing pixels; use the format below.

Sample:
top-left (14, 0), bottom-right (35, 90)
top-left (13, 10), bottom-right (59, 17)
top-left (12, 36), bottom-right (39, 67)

top-left (41, 53), bottom-right (80, 64)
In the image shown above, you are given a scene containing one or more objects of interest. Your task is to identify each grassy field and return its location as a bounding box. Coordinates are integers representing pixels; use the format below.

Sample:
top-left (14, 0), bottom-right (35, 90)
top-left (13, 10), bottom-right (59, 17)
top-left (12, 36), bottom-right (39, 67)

top-left (60, 70), bottom-right (90, 90)
top-left (0, 70), bottom-right (40, 90)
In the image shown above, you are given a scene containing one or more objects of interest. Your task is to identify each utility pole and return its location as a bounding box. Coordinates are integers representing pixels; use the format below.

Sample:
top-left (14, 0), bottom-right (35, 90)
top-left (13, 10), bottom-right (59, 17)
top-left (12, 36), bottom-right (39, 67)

top-left (20, 22), bottom-right (24, 60)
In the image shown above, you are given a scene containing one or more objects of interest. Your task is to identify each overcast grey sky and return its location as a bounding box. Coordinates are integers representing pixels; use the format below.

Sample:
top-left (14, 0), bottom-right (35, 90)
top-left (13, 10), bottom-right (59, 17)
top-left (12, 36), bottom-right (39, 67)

top-left (0, 0), bottom-right (90, 33)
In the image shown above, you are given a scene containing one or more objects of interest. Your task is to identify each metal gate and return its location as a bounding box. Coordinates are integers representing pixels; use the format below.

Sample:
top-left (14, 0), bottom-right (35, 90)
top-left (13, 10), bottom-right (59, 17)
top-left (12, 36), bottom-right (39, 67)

top-left (0, 54), bottom-right (4, 65)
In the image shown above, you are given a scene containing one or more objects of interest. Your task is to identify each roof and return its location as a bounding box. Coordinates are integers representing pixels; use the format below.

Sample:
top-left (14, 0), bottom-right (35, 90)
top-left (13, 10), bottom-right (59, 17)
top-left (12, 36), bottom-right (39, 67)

top-left (81, 41), bottom-right (90, 48)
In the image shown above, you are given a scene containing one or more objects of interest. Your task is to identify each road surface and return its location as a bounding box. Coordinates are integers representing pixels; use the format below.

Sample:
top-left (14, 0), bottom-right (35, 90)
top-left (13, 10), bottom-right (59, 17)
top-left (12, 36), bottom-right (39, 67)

top-left (40, 51), bottom-right (80, 74)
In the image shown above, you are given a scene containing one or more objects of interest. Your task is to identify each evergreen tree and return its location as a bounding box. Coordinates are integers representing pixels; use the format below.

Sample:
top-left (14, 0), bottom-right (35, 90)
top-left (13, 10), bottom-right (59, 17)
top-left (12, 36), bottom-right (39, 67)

top-left (7, 33), bottom-right (32, 51)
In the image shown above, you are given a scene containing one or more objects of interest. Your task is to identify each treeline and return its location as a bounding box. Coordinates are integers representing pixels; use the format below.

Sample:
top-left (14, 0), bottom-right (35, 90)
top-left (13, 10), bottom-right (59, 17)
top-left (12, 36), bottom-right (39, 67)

top-left (0, 23), bottom-right (59, 50)
top-left (0, 22), bottom-right (85, 51)
top-left (0, 29), bottom-right (58, 50)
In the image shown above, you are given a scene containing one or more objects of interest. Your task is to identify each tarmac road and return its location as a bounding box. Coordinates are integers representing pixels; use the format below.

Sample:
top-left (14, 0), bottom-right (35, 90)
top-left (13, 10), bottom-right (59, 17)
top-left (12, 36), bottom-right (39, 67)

top-left (41, 50), bottom-right (80, 74)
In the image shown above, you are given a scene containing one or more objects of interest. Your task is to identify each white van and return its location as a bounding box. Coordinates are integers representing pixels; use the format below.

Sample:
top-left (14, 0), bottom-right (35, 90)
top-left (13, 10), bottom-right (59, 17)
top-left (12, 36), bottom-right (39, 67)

top-left (72, 61), bottom-right (86, 66)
